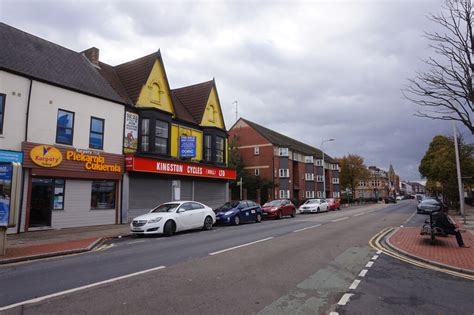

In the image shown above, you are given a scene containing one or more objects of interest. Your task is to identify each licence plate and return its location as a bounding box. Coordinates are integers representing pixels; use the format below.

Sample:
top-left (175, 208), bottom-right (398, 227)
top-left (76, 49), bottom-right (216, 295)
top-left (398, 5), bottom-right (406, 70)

top-left (132, 228), bottom-right (143, 232)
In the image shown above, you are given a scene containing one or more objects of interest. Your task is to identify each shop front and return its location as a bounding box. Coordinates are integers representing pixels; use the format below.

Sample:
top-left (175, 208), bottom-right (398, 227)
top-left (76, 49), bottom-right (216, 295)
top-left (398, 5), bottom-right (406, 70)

top-left (124, 155), bottom-right (236, 221)
top-left (21, 142), bottom-right (124, 232)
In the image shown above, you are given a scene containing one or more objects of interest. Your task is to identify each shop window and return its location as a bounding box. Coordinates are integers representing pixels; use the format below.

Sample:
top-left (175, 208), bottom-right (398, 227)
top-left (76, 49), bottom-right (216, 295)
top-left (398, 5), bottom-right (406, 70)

top-left (89, 117), bottom-right (104, 150)
top-left (204, 135), bottom-right (212, 162)
top-left (155, 119), bottom-right (169, 155)
top-left (91, 181), bottom-right (116, 210)
top-left (141, 119), bottom-right (150, 152)
top-left (216, 136), bottom-right (225, 163)
top-left (53, 179), bottom-right (65, 210)
top-left (56, 109), bottom-right (74, 145)
top-left (0, 94), bottom-right (5, 134)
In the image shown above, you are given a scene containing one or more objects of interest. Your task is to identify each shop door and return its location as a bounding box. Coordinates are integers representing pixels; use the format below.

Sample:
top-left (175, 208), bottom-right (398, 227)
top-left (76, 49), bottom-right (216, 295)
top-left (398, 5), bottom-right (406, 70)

top-left (29, 178), bottom-right (53, 227)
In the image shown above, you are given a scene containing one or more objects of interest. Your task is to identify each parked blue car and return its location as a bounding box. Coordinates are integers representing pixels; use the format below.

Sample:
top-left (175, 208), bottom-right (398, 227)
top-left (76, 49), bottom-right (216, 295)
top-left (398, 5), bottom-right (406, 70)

top-left (214, 200), bottom-right (263, 225)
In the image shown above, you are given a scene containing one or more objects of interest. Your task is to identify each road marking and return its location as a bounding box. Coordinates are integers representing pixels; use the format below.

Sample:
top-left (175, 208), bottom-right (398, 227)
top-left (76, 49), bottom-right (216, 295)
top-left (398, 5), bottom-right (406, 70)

top-left (371, 254), bottom-right (379, 260)
top-left (329, 312), bottom-right (339, 315)
top-left (403, 210), bottom-right (418, 225)
top-left (126, 240), bottom-right (146, 245)
top-left (337, 293), bottom-right (354, 306)
top-left (376, 250), bottom-right (382, 254)
top-left (359, 269), bottom-right (368, 277)
top-left (209, 237), bottom-right (274, 256)
top-left (348, 279), bottom-right (361, 290)
top-left (293, 224), bottom-right (322, 233)
top-left (331, 217), bottom-right (349, 223)
top-left (95, 244), bottom-right (115, 252)
top-left (353, 212), bottom-right (365, 217)
top-left (0, 266), bottom-right (166, 312)
top-left (365, 261), bottom-right (374, 268)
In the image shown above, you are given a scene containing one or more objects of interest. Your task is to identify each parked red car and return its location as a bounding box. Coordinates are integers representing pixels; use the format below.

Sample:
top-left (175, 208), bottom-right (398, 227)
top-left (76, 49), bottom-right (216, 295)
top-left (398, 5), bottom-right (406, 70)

top-left (261, 199), bottom-right (296, 219)
top-left (327, 198), bottom-right (341, 210)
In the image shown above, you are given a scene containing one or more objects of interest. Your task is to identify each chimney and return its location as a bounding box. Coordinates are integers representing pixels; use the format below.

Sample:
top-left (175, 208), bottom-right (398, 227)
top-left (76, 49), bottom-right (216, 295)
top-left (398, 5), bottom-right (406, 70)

top-left (82, 47), bottom-right (100, 66)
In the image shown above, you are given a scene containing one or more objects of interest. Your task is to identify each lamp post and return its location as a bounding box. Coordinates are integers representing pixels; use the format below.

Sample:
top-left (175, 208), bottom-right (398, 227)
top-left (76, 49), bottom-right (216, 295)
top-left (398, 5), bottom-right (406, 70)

top-left (232, 100), bottom-right (238, 122)
top-left (453, 122), bottom-right (465, 224)
top-left (321, 138), bottom-right (335, 198)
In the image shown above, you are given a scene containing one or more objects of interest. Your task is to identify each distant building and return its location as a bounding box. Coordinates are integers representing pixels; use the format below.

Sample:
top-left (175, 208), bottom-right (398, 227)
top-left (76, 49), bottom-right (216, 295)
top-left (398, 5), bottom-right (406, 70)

top-left (410, 182), bottom-right (426, 194)
top-left (355, 166), bottom-right (390, 200)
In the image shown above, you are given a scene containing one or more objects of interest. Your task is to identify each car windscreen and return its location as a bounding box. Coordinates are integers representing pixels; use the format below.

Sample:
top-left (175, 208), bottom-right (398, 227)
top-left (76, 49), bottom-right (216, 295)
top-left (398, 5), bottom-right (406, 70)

top-left (421, 199), bottom-right (440, 205)
top-left (264, 200), bottom-right (282, 206)
top-left (151, 203), bottom-right (180, 213)
top-left (327, 199), bottom-right (335, 202)
top-left (306, 200), bottom-right (320, 204)
top-left (219, 201), bottom-right (240, 210)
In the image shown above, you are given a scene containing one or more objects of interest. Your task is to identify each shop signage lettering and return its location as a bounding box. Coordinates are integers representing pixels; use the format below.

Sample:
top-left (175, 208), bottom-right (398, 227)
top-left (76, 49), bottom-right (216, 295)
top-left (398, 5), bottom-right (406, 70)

top-left (126, 155), bottom-right (236, 180)
top-left (30, 145), bottom-right (63, 168)
top-left (66, 151), bottom-right (121, 173)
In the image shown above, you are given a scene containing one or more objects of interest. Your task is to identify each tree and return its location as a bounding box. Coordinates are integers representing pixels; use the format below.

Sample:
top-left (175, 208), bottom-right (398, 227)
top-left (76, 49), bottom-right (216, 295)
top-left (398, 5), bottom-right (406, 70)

top-left (403, 0), bottom-right (474, 134)
top-left (337, 154), bottom-right (370, 201)
top-left (419, 135), bottom-right (474, 207)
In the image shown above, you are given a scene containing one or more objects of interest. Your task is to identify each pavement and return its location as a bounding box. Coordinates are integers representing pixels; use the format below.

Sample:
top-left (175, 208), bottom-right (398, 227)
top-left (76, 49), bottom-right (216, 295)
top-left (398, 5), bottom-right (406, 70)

top-left (386, 204), bottom-right (474, 275)
top-left (1, 224), bottom-right (131, 264)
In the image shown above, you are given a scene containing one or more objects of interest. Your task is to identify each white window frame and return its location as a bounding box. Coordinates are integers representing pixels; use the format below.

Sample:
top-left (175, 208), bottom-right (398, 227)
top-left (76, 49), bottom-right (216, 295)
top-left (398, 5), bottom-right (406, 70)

top-left (316, 175), bottom-right (324, 182)
top-left (332, 177), bottom-right (339, 184)
top-left (279, 169), bottom-right (289, 178)
top-left (254, 146), bottom-right (260, 155)
top-left (306, 191), bottom-right (315, 198)
top-left (305, 156), bottom-right (314, 163)
top-left (333, 192), bottom-right (340, 198)
top-left (315, 159), bottom-right (323, 166)
top-left (255, 168), bottom-right (260, 176)
top-left (305, 173), bottom-right (314, 181)
top-left (279, 190), bottom-right (290, 199)
top-left (317, 191), bottom-right (323, 198)
top-left (278, 147), bottom-right (289, 157)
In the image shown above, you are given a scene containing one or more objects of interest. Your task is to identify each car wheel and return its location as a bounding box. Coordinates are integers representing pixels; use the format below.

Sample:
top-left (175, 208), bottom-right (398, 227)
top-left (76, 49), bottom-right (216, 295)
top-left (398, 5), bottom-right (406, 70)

top-left (256, 213), bottom-right (262, 223)
top-left (337, 207), bottom-right (341, 210)
top-left (233, 215), bottom-right (240, 225)
top-left (163, 220), bottom-right (175, 237)
top-left (277, 211), bottom-right (282, 219)
top-left (317, 207), bottom-right (320, 213)
top-left (291, 210), bottom-right (296, 218)
top-left (203, 216), bottom-right (213, 230)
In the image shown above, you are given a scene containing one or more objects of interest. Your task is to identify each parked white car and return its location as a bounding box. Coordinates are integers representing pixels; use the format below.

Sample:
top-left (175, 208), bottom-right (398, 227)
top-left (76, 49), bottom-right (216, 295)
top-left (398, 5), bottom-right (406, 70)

top-left (298, 199), bottom-right (329, 213)
top-left (130, 201), bottom-right (215, 236)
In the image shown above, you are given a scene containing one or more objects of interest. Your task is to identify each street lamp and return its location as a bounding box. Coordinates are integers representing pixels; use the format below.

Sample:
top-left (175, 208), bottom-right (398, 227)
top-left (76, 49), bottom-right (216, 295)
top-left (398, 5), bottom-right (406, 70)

top-left (232, 100), bottom-right (238, 122)
top-left (321, 138), bottom-right (335, 198)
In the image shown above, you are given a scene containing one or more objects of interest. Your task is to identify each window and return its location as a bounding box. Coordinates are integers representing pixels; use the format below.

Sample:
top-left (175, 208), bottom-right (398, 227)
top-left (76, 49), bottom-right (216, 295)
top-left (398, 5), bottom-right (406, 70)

top-left (316, 159), bottom-right (323, 166)
top-left (333, 192), bottom-right (340, 198)
top-left (332, 178), bottom-right (340, 184)
top-left (89, 117), bottom-right (104, 149)
top-left (180, 202), bottom-right (194, 211)
top-left (141, 119), bottom-right (150, 152)
top-left (56, 109), bottom-right (74, 145)
top-left (279, 169), bottom-right (289, 178)
top-left (317, 191), bottom-right (323, 198)
top-left (0, 93), bottom-right (5, 134)
top-left (204, 135), bottom-right (212, 161)
top-left (278, 147), bottom-right (289, 156)
top-left (91, 181), bottom-right (116, 209)
top-left (305, 191), bottom-right (315, 198)
top-left (305, 173), bottom-right (314, 181)
top-left (254, 147), bottom-right (260, 155)
top-left (155, 120), bottom-right (169, 154)
top-left (279, 190), bottom-right (290, 198)
top-left (316, 175), bottom-right (324, 182)
top-left (208, 105), bottom-right (216, 123)
top-left (52, 179), bottom-right (65, 210)
top-left (305, 156), bottom-right (313, 163)
top-left (255, 168), bottom-right (260, 176)
top-left (216, 136), bottom-right (225, 163)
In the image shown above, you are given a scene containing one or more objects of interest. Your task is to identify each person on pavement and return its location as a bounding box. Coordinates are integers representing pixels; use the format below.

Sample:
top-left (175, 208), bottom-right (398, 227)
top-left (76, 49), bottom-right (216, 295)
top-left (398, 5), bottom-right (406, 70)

top-left (435, 207), bottom-right (470, 248)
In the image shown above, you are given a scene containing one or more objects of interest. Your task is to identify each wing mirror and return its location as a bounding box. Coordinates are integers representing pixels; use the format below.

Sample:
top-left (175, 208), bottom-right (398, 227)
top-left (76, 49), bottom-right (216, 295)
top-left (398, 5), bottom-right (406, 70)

top-left (177, 208), bottom-right (186, 213)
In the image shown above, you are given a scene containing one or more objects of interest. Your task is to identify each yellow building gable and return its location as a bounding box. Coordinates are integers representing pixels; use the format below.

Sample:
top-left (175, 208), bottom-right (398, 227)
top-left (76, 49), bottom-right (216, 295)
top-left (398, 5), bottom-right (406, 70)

top-left (200, 87), bottom-right (225, 129)
top-left (136, 59), bottom-right (175, 115)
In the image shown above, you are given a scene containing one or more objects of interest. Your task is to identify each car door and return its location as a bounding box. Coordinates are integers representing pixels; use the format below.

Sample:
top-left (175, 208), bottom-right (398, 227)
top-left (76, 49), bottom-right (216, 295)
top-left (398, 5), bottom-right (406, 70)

top-left (239, 201), bottom-right (251, 222)
top-left (283, 200), bottom-right (291, 215)
top-left (321, 199), bottom-right (328, 211)
top-left (248, 201), bottom-right (258, 221)
top-left (176, 202), bottom-right (195, 230)
top-left (190, 202), bottom-right (207, 228)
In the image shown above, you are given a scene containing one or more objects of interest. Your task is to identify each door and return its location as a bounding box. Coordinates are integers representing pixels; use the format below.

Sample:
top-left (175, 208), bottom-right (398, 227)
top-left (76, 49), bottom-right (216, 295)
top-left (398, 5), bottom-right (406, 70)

top-left (190, 202), bottom-right (207, 228)
top-left (321, 199), bottom-right (328, 211)
top-left (176, 202), bottom-right (196, 230)
top-left (239, 201), bottom-right (251, 222)
top-left (29, 178), bottom-right (53, 227)
top-left (282, 200), bottom-right (290, 216)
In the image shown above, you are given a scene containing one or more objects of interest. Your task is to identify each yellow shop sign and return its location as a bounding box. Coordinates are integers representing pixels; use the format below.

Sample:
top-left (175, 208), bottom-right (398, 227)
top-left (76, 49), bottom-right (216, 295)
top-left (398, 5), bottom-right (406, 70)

top-left (30, 145), bottom-right (63, 168)
top-left (66, 151), bottom-right (121, 173)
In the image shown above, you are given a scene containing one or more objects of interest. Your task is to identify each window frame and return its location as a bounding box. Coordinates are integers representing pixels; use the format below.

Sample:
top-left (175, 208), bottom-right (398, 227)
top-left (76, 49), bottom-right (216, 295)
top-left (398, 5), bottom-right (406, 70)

top-left (305, 173), bottom-right (314, 181)
top-left (52, 179), bottom-right (66, 210)
top-left (255, 168), bottom-right (260, 176)
top-left (55, 109), bottom-right (75, 145)
top-left (0, 93), bottom-right (5, 134)
top-left (279, 168), bottom-right (289, 178)
top-left (316, 175), bottom-right (324, 182)
top-left (304, 156), bottom-right (313, 163)
top-left (215, 135), bottom-right (225, 164)
top-left (204, 134), bottom-right (213, 162)
top-left (91, 180), bottom-right (116, 210)
top-left (278, 147), bottom-right (289, 157)
top-left (254, 146), bottom-right (260, 155)
top-left (89, 116), bottom-right (105, 150)
top-left (154, 119), bottom-right (169, 155)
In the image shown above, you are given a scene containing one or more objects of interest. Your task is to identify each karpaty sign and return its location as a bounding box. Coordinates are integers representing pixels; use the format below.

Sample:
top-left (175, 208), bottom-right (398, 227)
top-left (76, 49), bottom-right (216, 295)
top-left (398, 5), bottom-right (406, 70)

top-left (30, 145), bottom-right (63, 167)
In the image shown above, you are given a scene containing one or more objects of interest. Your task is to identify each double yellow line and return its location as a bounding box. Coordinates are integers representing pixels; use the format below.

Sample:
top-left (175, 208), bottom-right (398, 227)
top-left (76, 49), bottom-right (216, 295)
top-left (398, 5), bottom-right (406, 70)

top-left (369, 227), bottom-right (474, 281)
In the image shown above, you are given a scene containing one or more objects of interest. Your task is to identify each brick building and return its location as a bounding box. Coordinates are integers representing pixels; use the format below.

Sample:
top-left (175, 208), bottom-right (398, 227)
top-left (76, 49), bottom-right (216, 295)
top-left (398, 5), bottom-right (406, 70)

top-left (355, 166), bottom-right (390, 200)
top-left (229, 118), bottom-right (340, 203)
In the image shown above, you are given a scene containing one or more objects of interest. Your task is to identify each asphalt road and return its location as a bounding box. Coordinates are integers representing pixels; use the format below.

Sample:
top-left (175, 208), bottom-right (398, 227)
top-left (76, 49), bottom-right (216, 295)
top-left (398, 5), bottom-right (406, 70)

top-left (2, 200), bottom-right (469, 314)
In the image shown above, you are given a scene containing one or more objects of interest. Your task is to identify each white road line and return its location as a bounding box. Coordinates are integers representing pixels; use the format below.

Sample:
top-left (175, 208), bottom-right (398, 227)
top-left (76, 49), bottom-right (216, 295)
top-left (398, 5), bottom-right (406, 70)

top-left (337, 293), bottom-right (354, 306)
top-left (365, 261), bottom-right (374, 268)
top-left (293, 224), bottom-right (322, 233)
top-left (0, 266), bottom-right (166, 312)
top-left (126, 240), bottom-right (146, 245)
top-left (348, 279), bottom-right (361, 290)
top-left (353, 212), bottom-right (366, 217)
top-left (359, 269), bottom-right (368, 277)
top-left (331, 217), bottom-right (349, 223)
top-left (403, 210), bottom-right (418, 225)
top-left (376, 250), bottom-right (382, 255)
top-left (209, 237), bottom-right (274, 256)
top-left (329, 312), bottom-right (339, 315)
top-left (371, 255), bottom-right (379, 260)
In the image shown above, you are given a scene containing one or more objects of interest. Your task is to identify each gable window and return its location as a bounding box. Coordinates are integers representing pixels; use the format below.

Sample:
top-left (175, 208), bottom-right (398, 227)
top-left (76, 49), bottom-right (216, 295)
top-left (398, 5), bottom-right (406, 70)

top-left (204, 135), bottom-right (212, 161)
top-left (141, 119), bottom-right (150, 152)
top-left (278, 147), bottom-right (289, 156)
top-left (216, 136), bottom-right (225, 163)
top-left (150, 83), bottom-right (161, 104)
top-left (254, 147), bottom-right (260, 155)
top-left (89, 117), bottom-right (104, 150)
top-left (155, 120), bottom-right (169, 154)
top-left (56, 109), bottom-right (74, 145)
top-left (0, 94), bottom-right (5, 134)
top-left (208, 105), bottom-right (216, 123)
top-left (255, 168), bottom-right (260, 176)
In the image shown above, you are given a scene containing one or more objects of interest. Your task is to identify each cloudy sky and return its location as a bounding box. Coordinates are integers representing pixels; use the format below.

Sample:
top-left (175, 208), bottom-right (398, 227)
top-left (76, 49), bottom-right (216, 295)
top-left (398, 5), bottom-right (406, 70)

top-left (2, 0), bottom-right (472, 181)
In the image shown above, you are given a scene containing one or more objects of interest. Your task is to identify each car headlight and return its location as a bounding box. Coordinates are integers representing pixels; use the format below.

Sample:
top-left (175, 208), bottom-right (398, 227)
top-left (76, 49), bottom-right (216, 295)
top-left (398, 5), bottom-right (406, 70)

top-left (147, 217), bottom-right (162, 224)
top-left (271, 207), bottom-right (279, 211)
top-left (225, 210), bottom-right (234, 216)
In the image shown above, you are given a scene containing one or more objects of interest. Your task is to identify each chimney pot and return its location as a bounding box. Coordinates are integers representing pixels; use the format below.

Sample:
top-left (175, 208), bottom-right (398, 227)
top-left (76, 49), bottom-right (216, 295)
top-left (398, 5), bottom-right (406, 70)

top-left (82, 47), bottom-right (100, 66)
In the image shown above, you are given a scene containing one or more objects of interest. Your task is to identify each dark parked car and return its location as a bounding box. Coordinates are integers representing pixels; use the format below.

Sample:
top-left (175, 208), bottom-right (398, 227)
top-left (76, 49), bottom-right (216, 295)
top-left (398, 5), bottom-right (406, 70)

top-left (384, 196), bottom-right (396, 204)
top-left (214, 200), bottom-right (262, 225)
top-left (417, 198), bottom-right (443, 214)
top-left (261, 199), bottom-right (296, 219)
